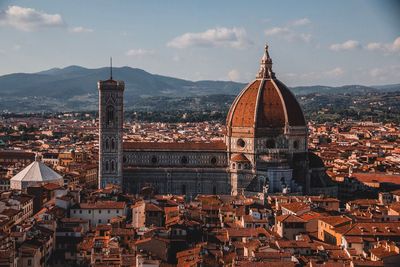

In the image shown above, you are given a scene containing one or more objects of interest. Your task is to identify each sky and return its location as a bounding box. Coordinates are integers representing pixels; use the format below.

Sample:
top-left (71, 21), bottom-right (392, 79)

top-left (0, 0), bottom-right (399, 86)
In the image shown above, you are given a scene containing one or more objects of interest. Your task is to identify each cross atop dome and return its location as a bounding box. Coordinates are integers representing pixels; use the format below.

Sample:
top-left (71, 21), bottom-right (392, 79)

top-left (257, 43), bottom-right (275, 79)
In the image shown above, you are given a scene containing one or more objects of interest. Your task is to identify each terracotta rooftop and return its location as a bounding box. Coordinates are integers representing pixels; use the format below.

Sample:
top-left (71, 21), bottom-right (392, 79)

top-left (276, 214), bottom-right (306, 223)
top-left (230, 153), bottom-right (250, 163)
top-left (351, 173), bottom-right (400, 185)
top-left (226, 227), bottom-right (269, 238)
top-left (370, 246), bottom-right (398, 259)
top-left (340, 222), bottom-right (400, 236)
top-left (145, 203), bottom-right (163, 212)
top-left (319, 216), bottom-right (352, 227)
top-left (0, 150), bottom-right (35, 159)
top-left (280, 202), bottom-right (310, 213)
top-left (236, 262), bottom-right (296, 267)
top-left (389, 202), bottom-right (400, 213)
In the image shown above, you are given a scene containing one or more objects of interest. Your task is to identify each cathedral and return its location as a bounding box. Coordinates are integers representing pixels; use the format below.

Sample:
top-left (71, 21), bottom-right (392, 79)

top-left (98, 44), bottom-right (337, 197)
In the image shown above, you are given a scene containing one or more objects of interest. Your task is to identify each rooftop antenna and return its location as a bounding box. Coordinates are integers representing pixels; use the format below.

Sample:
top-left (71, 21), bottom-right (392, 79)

top-left (110, 57), bottom-right (113, 80)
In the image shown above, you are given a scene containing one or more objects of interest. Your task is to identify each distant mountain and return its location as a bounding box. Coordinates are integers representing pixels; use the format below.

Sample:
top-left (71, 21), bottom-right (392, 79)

top-left (290, 84), bottom-right (388, 95)
top-left (0, 66), bottom-right (245, 100)
top-left (0, 65), bottom-right (398, 112)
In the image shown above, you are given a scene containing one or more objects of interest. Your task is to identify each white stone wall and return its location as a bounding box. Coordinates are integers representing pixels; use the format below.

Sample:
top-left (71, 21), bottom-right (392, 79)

top-left (70, 207), bottom-right (126, 227)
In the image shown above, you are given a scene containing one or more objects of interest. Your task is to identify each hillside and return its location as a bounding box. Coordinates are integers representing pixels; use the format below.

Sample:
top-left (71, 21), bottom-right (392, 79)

top-left (0, 65), bottom-right (399, 112)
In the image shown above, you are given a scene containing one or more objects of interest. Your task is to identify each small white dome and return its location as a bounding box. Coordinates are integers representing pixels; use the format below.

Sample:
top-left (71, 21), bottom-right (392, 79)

top-left (10, 160), bottom-right (63, 190)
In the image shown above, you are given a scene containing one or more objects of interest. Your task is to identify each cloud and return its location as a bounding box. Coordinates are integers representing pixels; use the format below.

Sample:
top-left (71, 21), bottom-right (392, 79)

top-left (365, 36), bottom-right (400, 54)
top-left (264, 18), bottom-right (312, 43)
top-left (330, 37), bottom-right (400, 54)
top-left (325, 67), bottom-right (344, 77)
top-left (0, 5), bottom-right (64, 31)
top-left (227, 69), bottom-right (241, 81)
top-left (330, 40), bottom-right (361, 51)
top-left (13, 44), bottom-right (21, 51)
top-left (290, 18), bottom-right (311, 26)
top-left (369, 65), bottom-right (400, 81)
top-left (365, 42), bottom-right (382, 51)
top-left (167, 27), bottom-right (251, 49)
top-left (69, 26), bottom-right (93, 33)
top-left (126, 48), bottom-right (155, 57)
top-left (172, 55), bottom-right (181, 62)
top-left (265, 27), bottom-right (290, 36)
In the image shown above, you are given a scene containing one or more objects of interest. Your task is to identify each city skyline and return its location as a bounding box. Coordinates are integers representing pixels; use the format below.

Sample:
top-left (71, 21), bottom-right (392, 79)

top-left (1, 2), bottom-right (400, 265)
top-left (0, 0), bottom-right (399, 86)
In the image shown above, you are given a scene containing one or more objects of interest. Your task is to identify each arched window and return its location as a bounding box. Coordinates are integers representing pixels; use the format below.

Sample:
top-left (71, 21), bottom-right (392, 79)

top-left (106, 105), bottom-right (115, 126)
top-left (111, 138), bottom-right (115, 150)
top-left (210, 157), bottom-right (217, 165)
top-left (105, 161), bottom-right (109, 171)
top-left (105, 138), bottom-right (109, 150)
top-left (266, 139), bottom-right (275, 149)
top-left (293, 140), bottom-right (299, 149)
top-left (151, 156), bottom-right (158, 164)
top-left (111, 161), bottom-right (115, 172)
top-left (232, 163), bottom-right (236, 169)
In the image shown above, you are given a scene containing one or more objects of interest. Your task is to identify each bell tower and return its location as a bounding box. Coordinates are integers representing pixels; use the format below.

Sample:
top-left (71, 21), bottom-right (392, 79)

top-left (98, 58), bottom-right (124, 188)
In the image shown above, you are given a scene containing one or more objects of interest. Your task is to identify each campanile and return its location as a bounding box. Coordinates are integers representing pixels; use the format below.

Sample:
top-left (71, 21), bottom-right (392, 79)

top-left (98, 63), bottom-right (124, 188)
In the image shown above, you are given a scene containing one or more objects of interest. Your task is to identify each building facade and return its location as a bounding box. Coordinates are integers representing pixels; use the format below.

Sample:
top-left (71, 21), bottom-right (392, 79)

top-left (98, 44), bottom-right (337, 197)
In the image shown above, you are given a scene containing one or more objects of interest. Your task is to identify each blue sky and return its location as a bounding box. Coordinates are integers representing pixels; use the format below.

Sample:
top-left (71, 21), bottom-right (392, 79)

top-left (0, 0), bottom-right (399, 86)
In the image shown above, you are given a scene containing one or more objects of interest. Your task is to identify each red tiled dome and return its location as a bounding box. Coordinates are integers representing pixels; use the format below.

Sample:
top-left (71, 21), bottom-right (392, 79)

top-left (226, 44), bottom-right (305, 137)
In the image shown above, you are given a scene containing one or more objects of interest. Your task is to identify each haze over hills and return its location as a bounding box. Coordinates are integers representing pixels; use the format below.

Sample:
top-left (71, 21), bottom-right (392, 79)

top-left (0, 65), bottom-right (399, 112)
top-left (0, 66), bottom-right (244, 99)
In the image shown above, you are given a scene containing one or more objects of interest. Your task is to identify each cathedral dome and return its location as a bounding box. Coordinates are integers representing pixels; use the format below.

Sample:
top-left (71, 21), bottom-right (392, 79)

top-left (226, 44), bottom-right (305, 137)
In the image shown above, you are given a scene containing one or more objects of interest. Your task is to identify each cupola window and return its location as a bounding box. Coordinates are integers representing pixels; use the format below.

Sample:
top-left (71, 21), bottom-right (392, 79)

top-left (237, 139), bottom-right (246, 148)
top-left (181, 156), bottom-right (188, 165)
